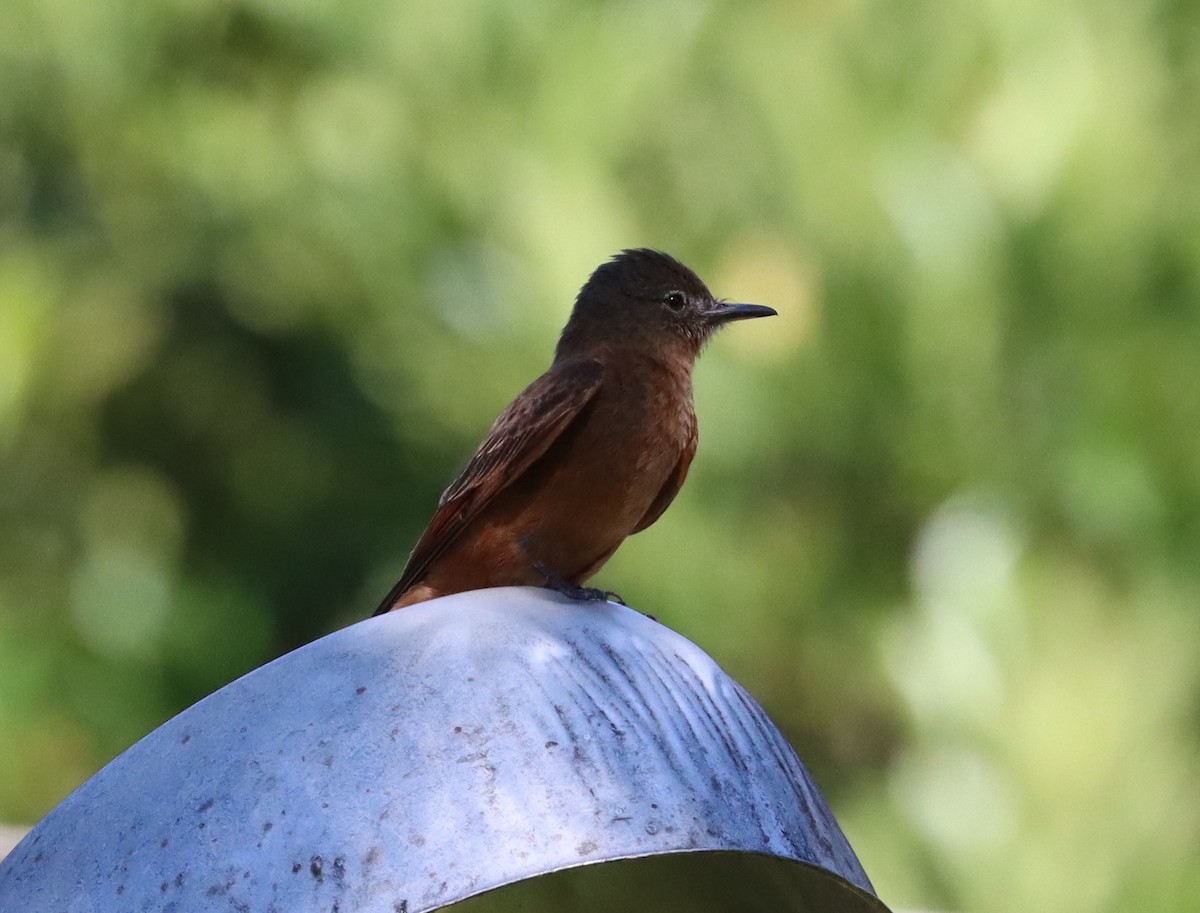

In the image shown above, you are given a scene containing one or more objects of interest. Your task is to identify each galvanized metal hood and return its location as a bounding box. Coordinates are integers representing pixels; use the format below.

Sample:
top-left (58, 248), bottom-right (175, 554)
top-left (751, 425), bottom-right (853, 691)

top-left (0, 587), bottom-right (887, 911)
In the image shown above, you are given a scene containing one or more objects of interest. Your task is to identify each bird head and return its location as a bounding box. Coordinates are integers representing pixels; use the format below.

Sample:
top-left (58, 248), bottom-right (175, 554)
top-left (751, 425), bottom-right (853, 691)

top-left (557, 249), bottom-right (776, 360)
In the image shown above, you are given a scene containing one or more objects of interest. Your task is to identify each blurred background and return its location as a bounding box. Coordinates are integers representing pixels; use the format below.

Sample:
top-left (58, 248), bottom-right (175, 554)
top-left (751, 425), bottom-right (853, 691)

top-left (2, 0), bottom-right (1199, 909)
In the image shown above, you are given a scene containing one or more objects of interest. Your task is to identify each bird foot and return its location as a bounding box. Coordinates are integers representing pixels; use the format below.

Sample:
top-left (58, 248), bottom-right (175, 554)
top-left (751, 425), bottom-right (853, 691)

top-left (534, 565), bottom-right (626, 605)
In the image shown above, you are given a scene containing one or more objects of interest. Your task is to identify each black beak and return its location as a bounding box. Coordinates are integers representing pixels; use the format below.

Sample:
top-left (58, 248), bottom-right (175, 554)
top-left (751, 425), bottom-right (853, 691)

top-left (706, 301), bottom-right (778, 324)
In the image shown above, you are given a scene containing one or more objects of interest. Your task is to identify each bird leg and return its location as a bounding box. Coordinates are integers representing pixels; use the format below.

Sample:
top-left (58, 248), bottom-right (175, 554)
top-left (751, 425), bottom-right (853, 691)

top-left (533, 564), bottom-right (626, 606)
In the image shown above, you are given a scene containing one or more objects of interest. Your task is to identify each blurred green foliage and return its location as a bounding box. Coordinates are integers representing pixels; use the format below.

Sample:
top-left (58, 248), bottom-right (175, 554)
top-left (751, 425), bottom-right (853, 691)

top-left (2, 0), bottom-right (1199, 910)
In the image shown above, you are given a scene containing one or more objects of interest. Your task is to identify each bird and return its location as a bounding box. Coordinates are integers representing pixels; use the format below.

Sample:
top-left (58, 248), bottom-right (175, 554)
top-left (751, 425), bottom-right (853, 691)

top-left (374, 248), bottom-right (776, 614)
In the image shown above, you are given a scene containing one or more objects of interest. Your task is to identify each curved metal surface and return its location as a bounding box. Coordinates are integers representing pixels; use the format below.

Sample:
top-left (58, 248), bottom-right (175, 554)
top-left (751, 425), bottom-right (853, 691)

top-left (0, 587), bottom-right (884, 912)
top-left (448, 850), bottom-right (885, 912)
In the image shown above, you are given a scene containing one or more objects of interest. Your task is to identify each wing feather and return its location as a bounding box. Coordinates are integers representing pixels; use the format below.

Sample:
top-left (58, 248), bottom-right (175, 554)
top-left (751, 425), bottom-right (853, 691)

top-left (373, 358), bottom-right (604, 614)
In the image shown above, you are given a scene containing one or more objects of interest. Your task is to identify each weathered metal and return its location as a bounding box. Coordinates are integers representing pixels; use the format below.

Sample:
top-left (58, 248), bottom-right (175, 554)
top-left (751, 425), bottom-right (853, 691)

top-left (0, 587), bottom-right (887, 911)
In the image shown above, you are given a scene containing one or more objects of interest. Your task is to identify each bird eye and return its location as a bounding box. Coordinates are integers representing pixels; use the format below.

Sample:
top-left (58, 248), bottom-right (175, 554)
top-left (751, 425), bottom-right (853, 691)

top-left (664, 290), bottom-right (686, 310)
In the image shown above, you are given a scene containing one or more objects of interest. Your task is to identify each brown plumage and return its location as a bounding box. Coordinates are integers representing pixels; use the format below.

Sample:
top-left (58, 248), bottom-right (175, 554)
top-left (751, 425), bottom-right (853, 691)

top-left (374, 249), bottom-right (775, 614)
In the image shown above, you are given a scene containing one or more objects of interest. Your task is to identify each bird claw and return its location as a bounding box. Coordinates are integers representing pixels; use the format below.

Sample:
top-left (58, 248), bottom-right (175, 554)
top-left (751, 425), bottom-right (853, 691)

top-left (534, 564), bottom-right (626, 606)
top-left (565, 585), bottom-right (621, 604)
top-left (590, 588), bottom-right (628, 606)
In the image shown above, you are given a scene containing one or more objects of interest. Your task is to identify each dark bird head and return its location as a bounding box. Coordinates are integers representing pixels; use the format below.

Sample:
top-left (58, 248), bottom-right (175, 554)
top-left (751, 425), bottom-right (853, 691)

top-left (557, 249), bottom-right (776, 360)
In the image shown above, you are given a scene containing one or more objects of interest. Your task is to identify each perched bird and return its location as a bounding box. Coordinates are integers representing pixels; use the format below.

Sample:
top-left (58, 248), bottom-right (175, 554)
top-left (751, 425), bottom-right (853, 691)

top-left (374, 249), bottom-right (776, 614)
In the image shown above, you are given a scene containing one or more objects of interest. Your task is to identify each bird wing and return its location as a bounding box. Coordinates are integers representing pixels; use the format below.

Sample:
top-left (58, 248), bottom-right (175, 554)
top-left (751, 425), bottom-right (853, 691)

top-left (630, 419), bottom-right (697, 534)
top-left (373, 358), bottom-right (605, 615)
